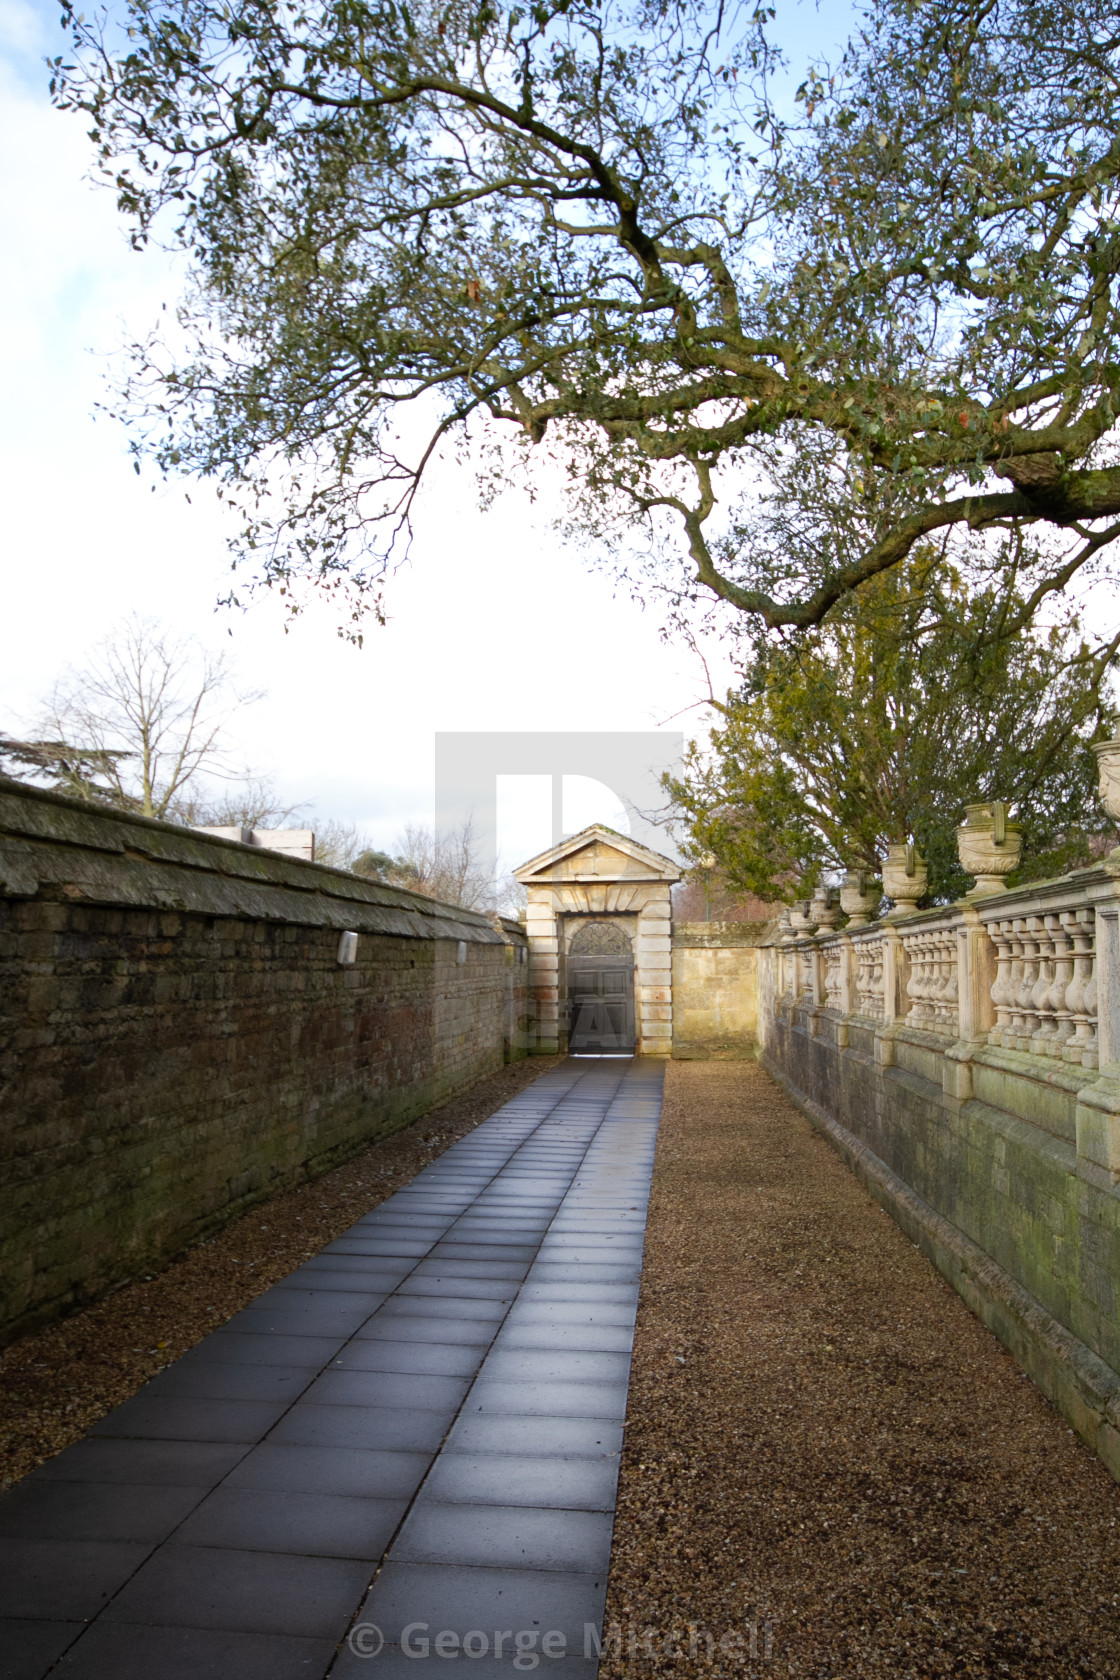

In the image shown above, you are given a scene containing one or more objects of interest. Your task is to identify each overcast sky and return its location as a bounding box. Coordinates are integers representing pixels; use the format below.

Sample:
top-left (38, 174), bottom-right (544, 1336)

top-left (0, 0), bottom-right (853, 868)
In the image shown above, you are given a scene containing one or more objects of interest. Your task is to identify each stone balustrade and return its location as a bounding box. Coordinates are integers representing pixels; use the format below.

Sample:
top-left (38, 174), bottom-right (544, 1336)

top-left (982, 902), bottom-right (1098, 1067)
top-left (757, 857), bottom-right (1120, 1485)
top-left (851, 930), bottom-right (886, 1021)
top-left (901, 917), bottom-right (960, 1036)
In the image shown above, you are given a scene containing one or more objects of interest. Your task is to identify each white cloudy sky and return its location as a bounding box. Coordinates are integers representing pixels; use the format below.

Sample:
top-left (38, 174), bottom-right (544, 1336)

top-left (0, 0), bottom-right (852, 868)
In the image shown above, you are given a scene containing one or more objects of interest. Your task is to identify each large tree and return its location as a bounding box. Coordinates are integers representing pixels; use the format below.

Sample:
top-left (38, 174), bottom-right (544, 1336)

top-left (664, 549), bottom-right (1117, 903)
top-left (54, 0), bottom-right (1120, 633)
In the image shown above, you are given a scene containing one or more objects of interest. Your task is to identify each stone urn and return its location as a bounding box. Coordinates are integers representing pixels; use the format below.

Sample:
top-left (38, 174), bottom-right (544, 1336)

top-left (955, 800), bottom-right (1022, 896)
top-left (810, 884), bottom-right (842, 932)
top-left (787, 899), bottom-right (818, 935)
top-left (1092, 734), bottom-right (1120, 850)
top-left (881, 841), bottom-right (928, 918)
top-left (839, 868), bottom-right (882, 927)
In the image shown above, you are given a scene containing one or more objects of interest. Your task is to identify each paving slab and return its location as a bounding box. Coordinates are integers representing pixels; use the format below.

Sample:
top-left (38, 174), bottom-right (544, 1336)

top-left (0, 1059), bottom-right (662, 1678)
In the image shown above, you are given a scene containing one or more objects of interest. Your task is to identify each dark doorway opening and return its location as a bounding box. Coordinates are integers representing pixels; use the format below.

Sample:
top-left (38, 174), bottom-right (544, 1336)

top-left (567, 922), bottom-right (635, 1053)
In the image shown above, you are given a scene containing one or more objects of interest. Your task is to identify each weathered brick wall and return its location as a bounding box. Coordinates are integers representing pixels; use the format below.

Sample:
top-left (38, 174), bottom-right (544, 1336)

top-left (0, 778), bottom-right (524, 1344)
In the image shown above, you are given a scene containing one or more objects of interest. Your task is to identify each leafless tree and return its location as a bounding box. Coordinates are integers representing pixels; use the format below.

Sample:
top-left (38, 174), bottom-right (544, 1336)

top-left (313, 819), bottom-right (376, 871)
top-left (174, 774), bottom-right (307, 831)
top-left (26, 617), bottom-right (258, 820)
top-left (389, 818), bottom-right (494, 910)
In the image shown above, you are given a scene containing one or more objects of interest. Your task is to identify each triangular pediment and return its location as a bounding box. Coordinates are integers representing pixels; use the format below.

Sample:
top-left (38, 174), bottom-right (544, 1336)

top-left (514, 824), bottom-right (681, 885)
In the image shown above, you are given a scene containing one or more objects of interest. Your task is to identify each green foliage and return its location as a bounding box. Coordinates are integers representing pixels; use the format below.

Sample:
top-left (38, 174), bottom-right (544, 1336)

top-left (351, 848), bottom-right (399, 880)
top-left (52, 0), bottom-right (1120, 635)
top-left (665, 558), bottom-right (1117, 903)
top-left (0, 735), bottom-right (136, 806)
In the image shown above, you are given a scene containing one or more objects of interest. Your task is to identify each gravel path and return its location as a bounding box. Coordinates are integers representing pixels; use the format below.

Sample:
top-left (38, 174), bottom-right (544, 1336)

top-left (602, 1060), bottom-right (1120, 1680)
top-left (0, 1056), bottom-right (562, 1491)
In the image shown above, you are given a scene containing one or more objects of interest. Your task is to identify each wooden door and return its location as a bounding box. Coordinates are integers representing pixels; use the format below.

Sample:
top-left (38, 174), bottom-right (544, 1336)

top-left (567, 953), bottom-right (635, 1052)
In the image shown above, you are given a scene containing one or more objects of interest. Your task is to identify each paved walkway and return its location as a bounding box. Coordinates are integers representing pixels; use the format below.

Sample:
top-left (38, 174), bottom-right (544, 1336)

top-left (0, 1060), bottom-right (663, 1680)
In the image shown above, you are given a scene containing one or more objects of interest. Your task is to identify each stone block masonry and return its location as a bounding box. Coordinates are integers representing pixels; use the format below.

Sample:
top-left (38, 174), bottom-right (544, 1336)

top-left (670, 921), bottom-right (774, 1059)
top-left (0, 778), bottom-right (526, 1346)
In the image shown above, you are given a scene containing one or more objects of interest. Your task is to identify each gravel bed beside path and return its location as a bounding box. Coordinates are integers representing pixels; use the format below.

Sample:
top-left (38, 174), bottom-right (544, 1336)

top-left (0, 1055), bottom-right (562, 1491)
top-left (602, 1060), bottom-right (1120, 1680)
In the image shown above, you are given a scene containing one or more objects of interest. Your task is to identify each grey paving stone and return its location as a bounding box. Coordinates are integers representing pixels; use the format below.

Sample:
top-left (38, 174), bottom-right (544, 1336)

top-left (100, 1544), bottom-right (373, 1637)
top-left (195, 1331), bottom-right (345, 1366)
top-left (0, 1480), bottom-right (204, 1544)
top-left (28, 1439), bottom-right (248, 1487)
top-left (410, 1259), bottom-right (530, 1282)
top-left (90, 1396), bottom-right (290, 1443)
top-left (224, 1444), bottom-right (432, 1497)
top-left (526, 1263), bottom-right (641, 1286)
top-left (267, 1403), bottom-right (453, 1454)
top-left (330, 1341), bottom-right (483, 1378)
top-left (142, 1362), bottom-right (319, 1403)
top-left (502, 1300), bottom-right (636, 1329)
top-left (443, 1414), bottom-right (622, 1460)
top-left (421, 1453), bottom-right (620, 1512)
top-left (254, 1287), bottom-right (391, 1311)
top-left (537, 1240), bottom-right (645, 1261)
top-left (278, 1267), bottom-right (413, 1293)
top-left (0, 1618), bottom-right (83, 1680)
top-left (480, 1350), bottom-right (631, 1385)
top-left (428, 1243), bottom-right (539, 1263)
top-left (494, 1322), bottom-right (634, 1353)
top-left (393, 1501), bottom-right (613, 1573)
top-left (466, 1380), bottom-right (629, 1420)
top-left (221, 1305), bottom-right (379, 1337)
top-left (0, 1539), bottom-right (153, 1620)
top-left (376, 1293), bottom-right (510, 1320)
top-left (50, 1623), bottom-right (338, 1680)
top-left (174, 1486), bottom-right (406, 1559)
top-left (518, 1282), bottom-right (639, 1306)
top-left (302, 1370), bottom-right (470, 1410)
top-left (357, 1559), bottom-right (608, 1650)
top-left (353, 1314), bottom-right (499, 1346)
top-left (449, 1219), bottom-right (553, 1235)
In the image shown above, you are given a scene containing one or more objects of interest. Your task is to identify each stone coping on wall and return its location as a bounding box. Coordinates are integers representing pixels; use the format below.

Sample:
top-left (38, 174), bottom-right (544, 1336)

top-left (0, 775), bottom-right (508, 944)
top-left (673, 918), bottom-right (780, 948)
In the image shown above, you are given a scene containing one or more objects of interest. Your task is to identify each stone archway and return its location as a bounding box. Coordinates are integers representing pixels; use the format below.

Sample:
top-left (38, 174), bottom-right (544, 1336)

top-left (514, 824), bottom-right (680, 1055)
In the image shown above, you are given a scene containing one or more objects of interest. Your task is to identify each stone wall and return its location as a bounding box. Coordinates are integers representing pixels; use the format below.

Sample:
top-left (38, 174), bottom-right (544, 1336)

top-left (0, 777), bottom-right (526, 1345)
top-left (670, 922), bottom-right (772, 1058)
top-left (758, 869), bottom-right (1120, 1481)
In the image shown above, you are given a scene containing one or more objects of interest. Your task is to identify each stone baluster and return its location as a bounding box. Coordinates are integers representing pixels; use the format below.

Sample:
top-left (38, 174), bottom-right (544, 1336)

top-left (1015, 917), bottom-right (1042, 1049)
top-left (939, 931), bottom-right (960, 1032)
top-left (905, 932), bottom-right (926, 1025)
top-left (988, 919), bottom-right (1015, 1047)
top-left (1029, 915), bottom-right (1059, 1057)
top-left (823, 944), bottom-right (844, 1010)
top-left (854, 937), bottom-right (885, 1020)
top-left (1063, 908), bottom-right (1097, 1066)
top-left (1044, 913), bottom-right (1075, 1058)
top-left (1003, 919), bottom-right (1026, 1048)
top-left (1084, 955), bottom-right (1099, 1071)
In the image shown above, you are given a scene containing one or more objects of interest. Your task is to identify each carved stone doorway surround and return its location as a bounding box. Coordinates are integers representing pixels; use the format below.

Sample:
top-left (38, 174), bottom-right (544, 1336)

top-left (514, 824), bottom-right (680, 1055)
